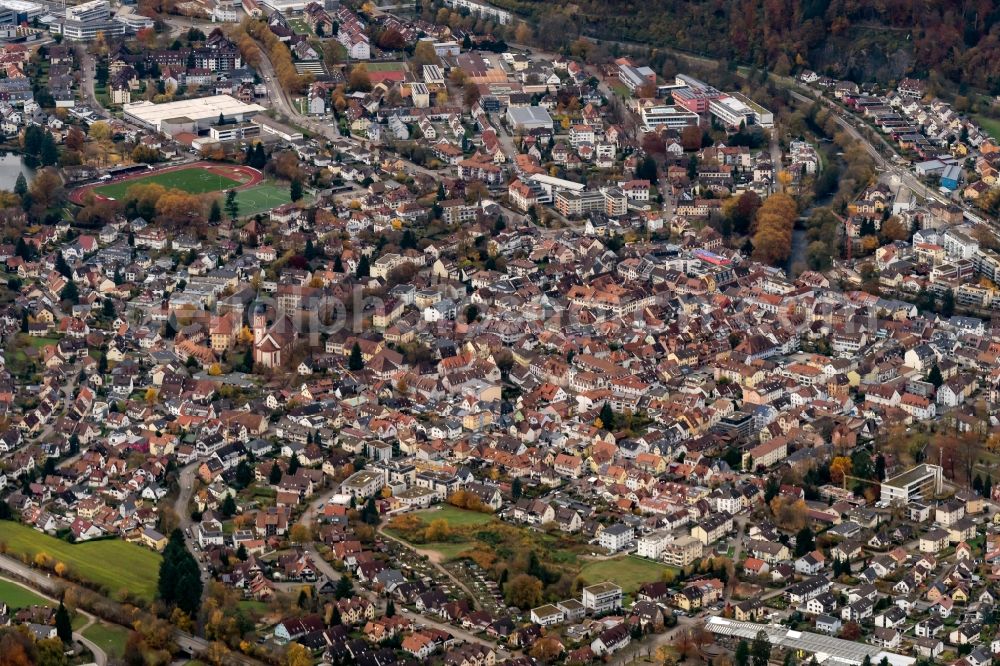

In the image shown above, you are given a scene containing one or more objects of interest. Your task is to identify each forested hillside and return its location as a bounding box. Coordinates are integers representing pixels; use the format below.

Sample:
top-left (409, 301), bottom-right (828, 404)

top-left (491, 0), bottom-right (1000, 93)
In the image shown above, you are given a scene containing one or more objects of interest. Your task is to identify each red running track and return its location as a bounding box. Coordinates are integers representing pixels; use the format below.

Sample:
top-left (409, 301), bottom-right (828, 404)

top-left (69, 161), bottom-right (265, 205)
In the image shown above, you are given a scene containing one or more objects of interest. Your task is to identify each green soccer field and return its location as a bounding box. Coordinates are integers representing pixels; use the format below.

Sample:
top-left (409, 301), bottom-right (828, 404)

top-left (94, 167), bottom-right (242, 200)
top-left (364, 61), bottom-right (406, 72)
top-left (232, 183), bottom-right (303, 216)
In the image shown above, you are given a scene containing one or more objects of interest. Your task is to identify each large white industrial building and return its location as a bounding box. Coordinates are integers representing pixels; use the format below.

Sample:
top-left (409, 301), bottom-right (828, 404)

top-left (123, 95), bottom-right (267, 133)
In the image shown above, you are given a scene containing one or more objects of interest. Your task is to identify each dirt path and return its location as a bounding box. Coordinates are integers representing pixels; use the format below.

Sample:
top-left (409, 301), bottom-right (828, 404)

top-left (378, 526), bottom-right (480, 605)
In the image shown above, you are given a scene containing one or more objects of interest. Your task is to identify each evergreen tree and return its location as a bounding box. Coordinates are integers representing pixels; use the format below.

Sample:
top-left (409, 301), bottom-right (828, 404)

top-left (269, 462), bottom-right (282, 485)
top-left (735, 640), bottom-right (750, 666)
top-left (209, 199), bottom-right (222, 224)
top-left (794, 526), bottom-right (814, 557)
top-left (221, 493), bottom-right (237, 517)
top-left (941, 290), bottom-right (955, 317)
top-left (290, 178), bottom-right (303, 202)
top-left (985, 475), bottom-right (993, 499)
top-left (598, 402), bottom-right (616, 431)
top-left (20, 311), bottom-right (28, 333)
top-left (55, 253), bottom-right (72, 278)
top-left (333, 255), bottom-right (344, 272)
top-left (875, 454), bottom-right (886, 481)
top-left (751, 630), bottom-right (772, 666)
top-left (304, 238), bottom-right (316, 260)
top-left (335, 575), bottom-right (354, 599)
top-left (60, 281), bottom-right (79, 305)
top-left (14, 237), bottom-right (28, 260)
top-left (362, 497), bottom-right (379, 525)
top-left (927, 364), bottom-right (944, 388)
top-left (330, 605), bottom-right (342, 626)
top-left (225, 189), bottom-right (239, 219)
top-left (288, 454), bottom-right (300, 476)
top-left (349, 342), bottom-right (364, 371)
top-left (385, 598), bottom-right (395, 617)
top-left (13, 171), bottom-right (27, 199)
top-left (237, 544), bottom-right (248, 561)
top-left (235, 460), bottom-right (253, 488)
top-left (39, 132), bottom-right (59, 167)
top-left (158, 529), bottom-right (202, 615)
top-left (401, 229), bottom-right (417, 249)
top-left (55, 599), bottom-right (72, 644)
top-left (355, 254), bottom-right (370, 277)
top-left (252, 143), bottom-right (267, 169)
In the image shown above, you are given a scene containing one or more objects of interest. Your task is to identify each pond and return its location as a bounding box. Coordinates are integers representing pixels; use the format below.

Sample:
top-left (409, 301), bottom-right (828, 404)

top-left (0, 152), bottom-right (33, 190)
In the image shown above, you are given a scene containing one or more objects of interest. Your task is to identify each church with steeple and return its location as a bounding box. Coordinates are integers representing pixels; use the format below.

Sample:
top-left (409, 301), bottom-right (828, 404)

top-left (252, 306), bottom-right (297, 369)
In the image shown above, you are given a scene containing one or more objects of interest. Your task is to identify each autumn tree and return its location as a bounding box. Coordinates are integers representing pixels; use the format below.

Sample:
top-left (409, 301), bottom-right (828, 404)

top-left (504, 573), bottom-right (543, 609)
top-left (289, 524), bottom-right (311, 544)
top-left (769, 496), bottom-right (807, 531)
top-left (348, 64), bottom-right (372, 92)
top-left (673, 628), bottom-right (697, 661)
top-left (723, 191), bottom-right (762, 235)
top-left (530, 637), bottom-right (564, 663)
top-left (423, 518), bottom-right (452, 542)
top-left (881, 215), bottom-right (909, 241)
top-left (829, 456), bottom-right (852, 484)
top-left (284, 642), bottom-right (312, 666)
top-left (751, 192), bottom-right (798, 265)
top-left (681, 125), bottom-right (703, 151)
top-left (412, 40), bottom-right (440, 68)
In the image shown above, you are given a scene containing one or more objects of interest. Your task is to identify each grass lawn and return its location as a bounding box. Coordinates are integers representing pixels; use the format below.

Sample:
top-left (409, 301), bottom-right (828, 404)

top-left (976, 115), bottom-right (1000, 142)
top-left (0, 577), bottom-right (54, 609)
top-left (24, 335), bottom-right (60, 348)
top-left (610, 81), bottom-right (630, 98)
top-left (0, 522), bottom-right (161, 602)
top-left (413, 505), bottom-right (495, 528)
top-left (94, 167), bottom-right (242, 200)
top-left (237, 600), bottom-right (270, 616)
top-left (288, 17), bottom-right (313, 35)
top-left (231, 182), bottom-right (302, 216)
top-left (82, 622), bottom-right (131, 659)
top-left (418, 541), bottom-right (476, 560)
top-left (578, 556), bottom-right (677, 595)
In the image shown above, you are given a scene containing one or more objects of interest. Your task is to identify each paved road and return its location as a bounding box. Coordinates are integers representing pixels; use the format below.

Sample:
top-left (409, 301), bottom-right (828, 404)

top-left (76, 46), bottom-right (108, 118)
top-left (174, 462), bottom-right (213, 593)
top-left (723, 516), bottom-right (747, 605)
top-left (0, 574), bottom-right (107, 666)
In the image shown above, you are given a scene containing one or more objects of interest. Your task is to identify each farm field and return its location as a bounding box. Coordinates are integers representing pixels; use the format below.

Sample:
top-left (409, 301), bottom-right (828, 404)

top-left (578, 556), bottom-right (678, 595)
top-left (93, 166), bottom-right (243, 200)
top-left (0, 522), bottom-right (161, 602)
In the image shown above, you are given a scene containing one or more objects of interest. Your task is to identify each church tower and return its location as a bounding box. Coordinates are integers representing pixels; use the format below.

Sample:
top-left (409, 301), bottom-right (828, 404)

top-left (252, 305), bottom-right (267, 347)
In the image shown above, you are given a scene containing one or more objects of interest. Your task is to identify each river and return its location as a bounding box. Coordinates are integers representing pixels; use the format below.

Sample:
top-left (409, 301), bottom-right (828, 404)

top-left (0, 152), bottom-right (33, 190)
